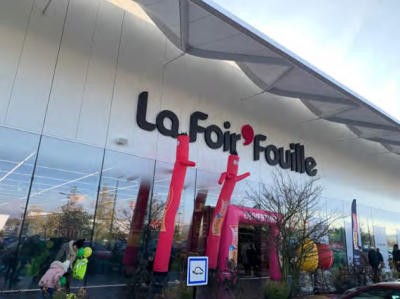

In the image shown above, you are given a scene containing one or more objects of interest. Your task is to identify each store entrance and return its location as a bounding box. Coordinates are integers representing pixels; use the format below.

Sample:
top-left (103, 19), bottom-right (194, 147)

top-left (238, 225), bottom-right (269, 277)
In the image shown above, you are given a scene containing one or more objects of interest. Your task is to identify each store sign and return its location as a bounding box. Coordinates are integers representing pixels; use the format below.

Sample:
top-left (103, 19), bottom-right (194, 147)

top-left (136, 91), bottom-right (317, 176)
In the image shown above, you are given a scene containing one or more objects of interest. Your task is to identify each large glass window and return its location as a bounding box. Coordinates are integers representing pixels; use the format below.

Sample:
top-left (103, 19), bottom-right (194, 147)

top-left (0, 127), bottom-right (39, 290)
top-left (326, 197), bottom-right (347, 268)
top-left (2, 126), bottom-right (400, 296)
top-left (14, 137), bottom-right (103, 290)
top-left (89, 151), bottom-right (155, 285)
top-left (231, 179), bottom-right (259, 207)
top-left (358, 203), bottom-right (374, 250)
top-left (191, 170), bottom-right (222, 256)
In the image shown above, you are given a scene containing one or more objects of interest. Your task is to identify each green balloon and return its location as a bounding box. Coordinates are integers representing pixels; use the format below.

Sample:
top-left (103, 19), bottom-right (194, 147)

top-left (60, 276), bottom-right (66, 286)
top-left (77, 248), bottom-right (84, 258)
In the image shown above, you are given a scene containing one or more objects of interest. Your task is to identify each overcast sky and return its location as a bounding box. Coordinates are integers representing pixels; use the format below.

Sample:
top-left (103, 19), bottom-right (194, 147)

top-left (213, 0), bottom-right (400, 122)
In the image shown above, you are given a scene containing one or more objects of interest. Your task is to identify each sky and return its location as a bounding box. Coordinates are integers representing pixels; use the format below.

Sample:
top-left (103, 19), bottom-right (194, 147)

top-left (213, 0), bottom-right (400, 122)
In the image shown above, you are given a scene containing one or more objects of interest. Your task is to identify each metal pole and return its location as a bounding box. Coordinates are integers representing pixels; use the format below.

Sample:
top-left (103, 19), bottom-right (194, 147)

top-left (109, 179), bottom-right (119, 233)
top-left (192, 286), bottom-right (197, 299)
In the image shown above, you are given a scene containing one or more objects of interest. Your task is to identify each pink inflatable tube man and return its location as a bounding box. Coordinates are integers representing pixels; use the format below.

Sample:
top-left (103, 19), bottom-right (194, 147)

top-left (153, 134), bottom-right (195, 273)
top-left (206, 154), bottom-right (250, 270)
top-left (218, 205), bottom-right (281, 280)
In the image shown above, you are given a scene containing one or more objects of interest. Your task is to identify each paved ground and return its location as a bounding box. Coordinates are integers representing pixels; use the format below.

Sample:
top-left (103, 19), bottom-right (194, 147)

top-left (0, 290), bottom-right (342, 299)
top-left (0, 286), bottom-right (128, 299)
top-left (297, 295), bottom-right (339, 299)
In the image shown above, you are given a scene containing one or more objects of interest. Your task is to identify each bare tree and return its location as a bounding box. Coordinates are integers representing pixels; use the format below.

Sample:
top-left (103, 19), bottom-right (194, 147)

top-left (249, 170), bottom-right (338, 291)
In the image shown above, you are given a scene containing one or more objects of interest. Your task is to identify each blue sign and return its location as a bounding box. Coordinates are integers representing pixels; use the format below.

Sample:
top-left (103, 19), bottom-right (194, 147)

top-left (187, 256), bottom-right (208, 286)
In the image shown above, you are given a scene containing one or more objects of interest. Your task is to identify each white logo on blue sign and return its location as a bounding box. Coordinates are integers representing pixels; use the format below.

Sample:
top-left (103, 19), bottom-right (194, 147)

top-left (187, 256), bottom-right (208, 286)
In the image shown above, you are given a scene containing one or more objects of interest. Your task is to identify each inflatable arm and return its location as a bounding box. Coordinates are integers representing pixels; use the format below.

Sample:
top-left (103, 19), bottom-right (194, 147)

top-left (153, 134), bottom-right (196, 273)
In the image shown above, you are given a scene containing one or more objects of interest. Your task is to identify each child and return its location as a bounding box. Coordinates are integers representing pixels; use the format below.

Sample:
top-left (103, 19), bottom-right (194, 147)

top-left (39, 260), bottom-right (70, 298)
top-left (72, 247), bottom-right (92, 280)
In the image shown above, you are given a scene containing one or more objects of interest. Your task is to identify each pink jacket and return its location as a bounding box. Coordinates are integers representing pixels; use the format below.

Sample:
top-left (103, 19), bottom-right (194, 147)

top-left (38, 261), bottom-right (68, 289)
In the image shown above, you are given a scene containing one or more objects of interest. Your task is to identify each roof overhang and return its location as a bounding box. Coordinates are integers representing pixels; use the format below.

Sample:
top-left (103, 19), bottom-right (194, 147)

top-left (133, 0), bottom-right (400, 156)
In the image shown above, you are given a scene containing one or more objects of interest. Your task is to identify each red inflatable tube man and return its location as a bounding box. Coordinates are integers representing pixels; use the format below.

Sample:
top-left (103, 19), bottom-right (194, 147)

top-left (206, 153), bottom-right (250, 269)
top-left (153, 134), bottom-right (195, 273)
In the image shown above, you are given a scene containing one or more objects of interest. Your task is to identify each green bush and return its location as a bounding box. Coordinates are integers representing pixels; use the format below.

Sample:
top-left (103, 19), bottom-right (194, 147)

top-left (264, 280), bottom-right (290, 299)
top-left (165, 282), bottom-right (192, 299)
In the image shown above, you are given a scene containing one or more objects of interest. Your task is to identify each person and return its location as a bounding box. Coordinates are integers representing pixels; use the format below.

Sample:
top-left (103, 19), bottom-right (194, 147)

top-left (368, 248), bottom-right (380, 282)
top-left (55, 239), bottom-right (85, 267)
top-left (241, 243), bottom-right (250, 275)
top-left (39, 260), bottom-right (70, 298)
top-left (72, 247), bottom-right (92, 280)
top-left (358, 247), bottom-right (369, 285)
top-left (393, 244), bottom-right (400, 272)
top-left (246, 243), bottom-right (257, 275)
top-left (376, 248), bottom-right (384, 268)
top-left (373, 248), bottom-right (384, 282)
top-left (55, 239), bottom-right (85, 294)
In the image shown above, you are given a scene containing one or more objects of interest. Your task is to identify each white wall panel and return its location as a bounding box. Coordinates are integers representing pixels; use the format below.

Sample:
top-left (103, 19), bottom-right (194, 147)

top-left (155, 59), bottom-right (201, 164)
top-left (5, 0), bottom-right (68, 132)
top-left (44, 0), bottom-right (100, 139)
top-left (75, 1), bottom-right (123, 146)
top-left (106, 11), bottom-right (168, 157)
top-left (0, 0), bottom-right (33, 124)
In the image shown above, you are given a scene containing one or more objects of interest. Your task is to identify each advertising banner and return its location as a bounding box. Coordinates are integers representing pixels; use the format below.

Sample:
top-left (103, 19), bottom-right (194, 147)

top-left (345, 221), bottom-right (353, 266)
top-left (351, 199), bottom-right (361, 266)
top-left (373, 225), bottom-right (389, 271)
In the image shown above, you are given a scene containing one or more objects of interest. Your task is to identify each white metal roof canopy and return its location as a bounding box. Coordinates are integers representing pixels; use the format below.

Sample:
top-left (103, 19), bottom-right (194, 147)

top-left (134, 0), bottom-right (400, 156)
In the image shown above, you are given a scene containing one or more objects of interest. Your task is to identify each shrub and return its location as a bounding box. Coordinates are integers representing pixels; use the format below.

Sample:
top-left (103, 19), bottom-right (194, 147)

top-left (165, 282), bottom-right (192, 299)
top-left (264, 280), bottom-right (290, 299)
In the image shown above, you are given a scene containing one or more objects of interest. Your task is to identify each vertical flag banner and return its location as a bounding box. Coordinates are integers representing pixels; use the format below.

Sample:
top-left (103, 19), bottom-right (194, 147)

top-left (345, 221), bottom-right (353, 266)
top-left (351, 199), bottom-right (361, 266)
top-left (153, 134), bottom-right (196, 273)
top-left (205, 154), bottom-right (250, 269)
top-left (374, 225), bottom-right (389, 271)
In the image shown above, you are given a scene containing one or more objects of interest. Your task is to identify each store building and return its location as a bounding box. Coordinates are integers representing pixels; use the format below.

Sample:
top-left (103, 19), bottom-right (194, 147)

top-left (0, 0), bottom-right (399, 297)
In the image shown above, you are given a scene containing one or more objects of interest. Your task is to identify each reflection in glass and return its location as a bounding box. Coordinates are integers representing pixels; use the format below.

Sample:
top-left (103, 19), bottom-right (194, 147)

top-left (1, 127), bottom-right (399, 294)
top-left (90, 151), bottom-right (155, 285)
top-left (15, 137), bottom-right (103, 290)
top-left (358, 204), bottom-right (374, 250)
top-left (195, 170), bottom-right (222, 208)
top-left (0, 127), bottom-right (39, 290)
top-left (231, 179), bottom-right (260, 207)
top-left (189, 170), bottom-right (221, 256)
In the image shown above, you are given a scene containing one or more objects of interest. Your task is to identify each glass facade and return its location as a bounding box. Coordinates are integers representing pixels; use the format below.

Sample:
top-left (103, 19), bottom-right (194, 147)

top-left (0, 127), bottom-right (39, 290)
top-left (0, 126), bottom-right (399, 294)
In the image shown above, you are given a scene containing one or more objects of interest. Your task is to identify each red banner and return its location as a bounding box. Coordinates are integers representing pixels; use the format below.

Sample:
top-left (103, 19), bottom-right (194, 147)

top-left (123, 181), bottom-right (151, 267)
top-left (187, 190), bottom-right (207, 253)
